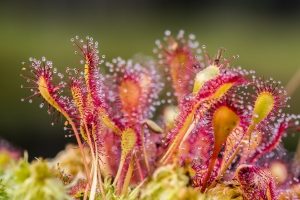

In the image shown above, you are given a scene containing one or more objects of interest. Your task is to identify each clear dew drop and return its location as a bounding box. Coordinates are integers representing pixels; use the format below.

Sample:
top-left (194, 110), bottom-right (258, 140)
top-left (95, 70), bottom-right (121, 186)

top-left (164, 30), bottom-right (171, 36)
top-left (188, 34), bottom-right (196, 41)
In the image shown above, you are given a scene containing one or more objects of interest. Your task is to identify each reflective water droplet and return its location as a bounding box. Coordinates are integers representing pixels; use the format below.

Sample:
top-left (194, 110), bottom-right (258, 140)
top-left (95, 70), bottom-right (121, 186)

top-left (164, 30), bottom-right (171, 36)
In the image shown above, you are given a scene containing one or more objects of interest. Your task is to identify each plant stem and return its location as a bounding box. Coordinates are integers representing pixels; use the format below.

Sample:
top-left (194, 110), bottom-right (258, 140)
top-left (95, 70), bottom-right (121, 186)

top-left (69, 119), bottom-right (91, 184)
top-left (135, 155), bottom-right (145, 181)
top-left (121, 156), bottom-right (135, 195)
top-left (113, 156), bottom-right (126, 186)
top-left (140, 127), bottom-right (150, 172)
top-left (201, 147), bottom-right (220, 192)
top-left (208, 145), bottom-right (241, 189)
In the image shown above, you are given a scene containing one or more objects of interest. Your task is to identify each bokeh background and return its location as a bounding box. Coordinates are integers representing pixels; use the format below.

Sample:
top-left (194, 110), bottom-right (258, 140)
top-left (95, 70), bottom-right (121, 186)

top-left (0, 0), bottom-right (300, 159)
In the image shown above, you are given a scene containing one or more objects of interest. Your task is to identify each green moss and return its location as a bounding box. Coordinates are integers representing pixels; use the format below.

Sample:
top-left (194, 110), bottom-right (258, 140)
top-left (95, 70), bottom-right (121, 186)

top-left (0, 155), bottom-right (71, 200)
top-left (140, 165), bottom-right (244, 200)
top-left (141, 165), bottom-right (200, 200)
top-left (0, 180), bottom-right (8, 200)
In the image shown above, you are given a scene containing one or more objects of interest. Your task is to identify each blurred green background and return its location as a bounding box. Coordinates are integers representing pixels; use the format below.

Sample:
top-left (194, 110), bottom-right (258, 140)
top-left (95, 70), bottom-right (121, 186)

top-left (0, 0), bottom-right (299, 159)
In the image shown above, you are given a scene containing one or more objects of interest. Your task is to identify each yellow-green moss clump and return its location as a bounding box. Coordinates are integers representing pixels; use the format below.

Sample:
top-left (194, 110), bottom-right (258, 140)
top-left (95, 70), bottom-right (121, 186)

top-left (140, 165), bottom-right (243, 200)
top-left (0, 154), bottom-right (70, 200)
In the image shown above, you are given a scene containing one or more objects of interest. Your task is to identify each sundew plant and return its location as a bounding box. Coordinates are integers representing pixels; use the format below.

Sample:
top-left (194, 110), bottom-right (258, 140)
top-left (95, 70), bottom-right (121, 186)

top-left (14, 30), bottom-right (300, 199)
